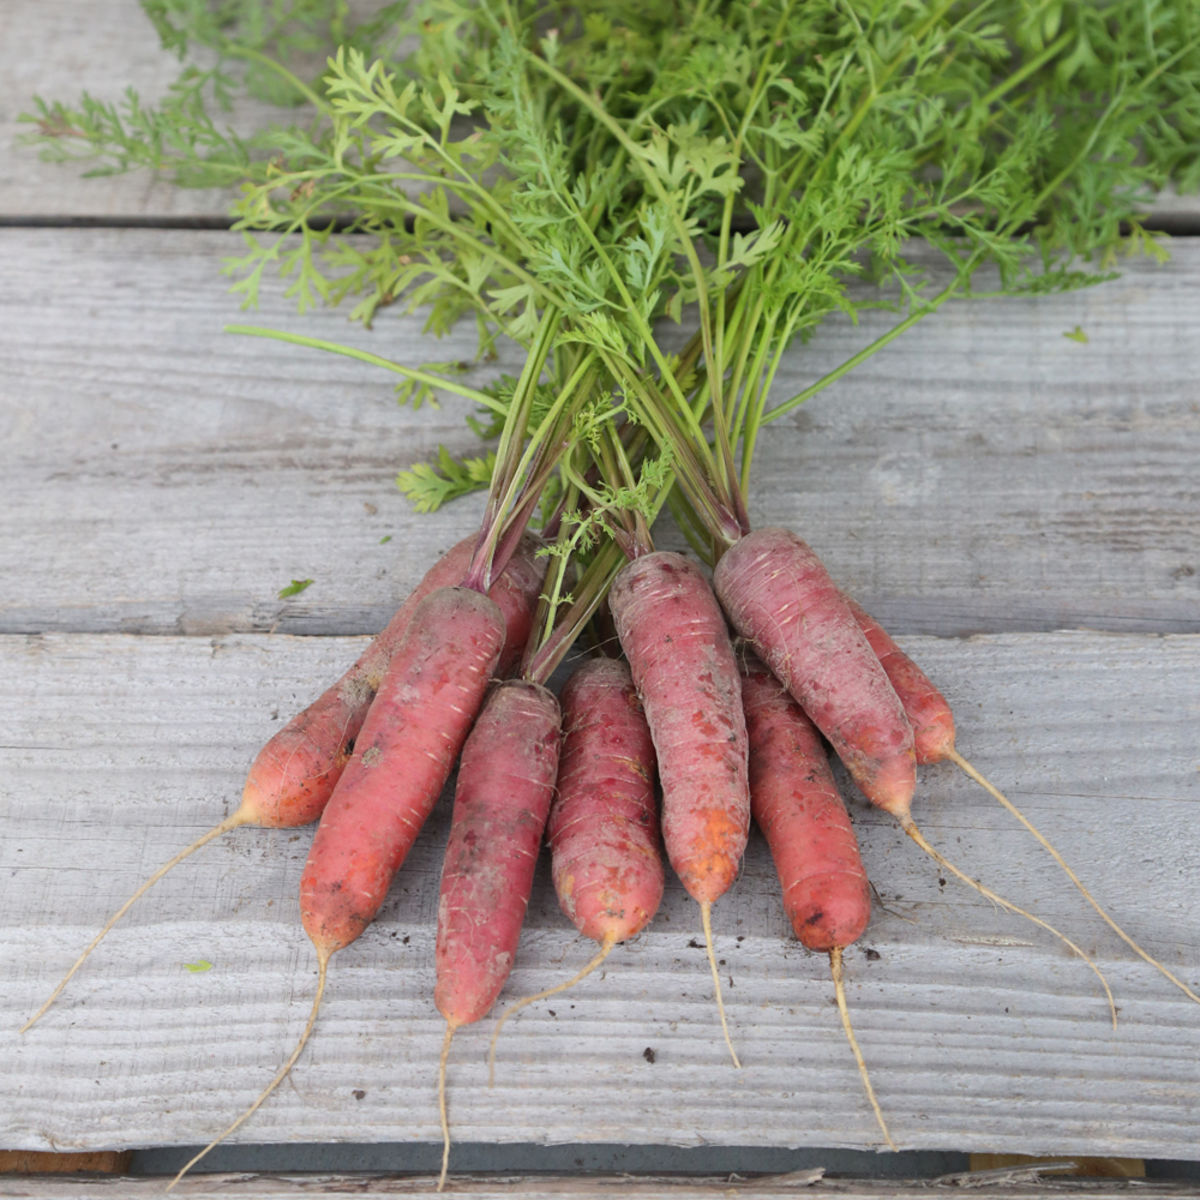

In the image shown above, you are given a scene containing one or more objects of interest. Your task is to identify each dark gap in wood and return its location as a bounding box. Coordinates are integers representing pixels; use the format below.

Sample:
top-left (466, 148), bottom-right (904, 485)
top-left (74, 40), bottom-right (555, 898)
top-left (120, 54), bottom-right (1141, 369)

top-left (0, 214), bottom-right (363, 232)
top-left (0, 214), bottom-right (1198, 236)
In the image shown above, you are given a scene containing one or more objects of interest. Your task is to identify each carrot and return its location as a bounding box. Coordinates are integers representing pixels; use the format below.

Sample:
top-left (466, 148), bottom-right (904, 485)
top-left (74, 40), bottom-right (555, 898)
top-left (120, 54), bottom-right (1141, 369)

top-left (715, 528), bottom-right (1115, 1021)
top-left (488, 656), bottom-right (663, 1078)
top-left (609, 549), bottom-right (749, 1066)
top-left (740, 652), bottom-right (893, 1149)
top-left (713, 527), bottom-right (916, 818)
top-left (18, 536), bottom-right (542, 1035)
top-left (434, 678), bottom-right (561, 1190)
top-left (741, 654), bottom-right (870, 954)
top-left (301, 587), bottom-right (506, 957)
top-left (843, 597), bottom-right (955, 766)
top-left (548, 658), bottom-right (663, 946)
top-left (243, 532), bottom-right (544, 828)
top-left (847, 597), bottom-right (1200, 1008)
top-left (169, 585), bottom-right (506, 1188)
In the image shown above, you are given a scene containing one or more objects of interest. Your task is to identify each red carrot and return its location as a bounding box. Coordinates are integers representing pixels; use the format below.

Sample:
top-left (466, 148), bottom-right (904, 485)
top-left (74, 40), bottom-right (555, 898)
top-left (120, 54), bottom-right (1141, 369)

top-left (609, 549), bottom-right (749, 1065)
top-left (848, 597), bottom-right (1200, 1008)
top-left (169, 585), bottom-right (506, 1188)
top-left (713, 527), bottom-right (915, 819)
top-left (19, 538), bottom-right (542, 1036)
top-left (843, 597), bottom-right (954, 766)
top-left (548, 658), bottom-right (663, 947)
top-left (302, 587), bottom-right (506, 957)
top-left (488, 657), bottom-right (663, 1078)
top-left (740, 652), bottom-right (893, 1148)
top-left (715, 529), bottom-right (1115, 1020)
top-left (434, 678), bottom-right (561, 1189)
top-left (741, 654), bottom-right (869, 955)
top-left (243, 533), bottom-right (544, 829)
top-left (610, 552), bottom-right (748, 905)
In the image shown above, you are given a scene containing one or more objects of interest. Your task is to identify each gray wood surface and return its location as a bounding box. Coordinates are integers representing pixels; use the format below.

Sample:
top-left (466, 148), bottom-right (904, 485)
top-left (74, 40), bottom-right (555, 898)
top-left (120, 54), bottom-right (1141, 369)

top-left (3, 0), bottom-right (1199, 226)
top-left (2, 0), bottom-right (1200, 1176)
top-left (0, 0), bottom-right (338, 222)
top-left (1, 228), bottom-right (1197, 638)
top-left (1, 1168), bottom-right (1196, 1200)
top-left (2, 631), bottom-right (1199, 1158)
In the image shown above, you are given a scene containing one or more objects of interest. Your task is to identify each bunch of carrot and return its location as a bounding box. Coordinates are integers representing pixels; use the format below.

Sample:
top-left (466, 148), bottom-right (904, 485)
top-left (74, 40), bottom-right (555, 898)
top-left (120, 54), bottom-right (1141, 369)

top-left (19, 0), bottom-right (1200, 1185)
top-left (23, 380), bottom-right (1192, 1182)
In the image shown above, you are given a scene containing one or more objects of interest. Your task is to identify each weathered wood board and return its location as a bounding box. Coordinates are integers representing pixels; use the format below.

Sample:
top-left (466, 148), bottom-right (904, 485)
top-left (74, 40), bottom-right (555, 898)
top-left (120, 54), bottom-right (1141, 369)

top-left (4, 0), bottom-right (1199, 228)
top-left (2, 0), bottom-right (1200, 1174)
top-left (1, 228), bottom-right (1197, 638)
top-left (4, 1169), bottom-right (1200, 1200)
top-left (1, 1), bottom-right (439, 226)
top-left (2, 631), bottom-right (1198, 1158)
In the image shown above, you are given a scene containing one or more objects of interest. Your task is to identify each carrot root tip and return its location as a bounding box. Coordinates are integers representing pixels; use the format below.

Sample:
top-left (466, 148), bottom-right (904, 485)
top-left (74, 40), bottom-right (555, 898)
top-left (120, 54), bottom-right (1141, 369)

top-left (949, 749), bottom-right (1200, 1010)
top-left (20, 810), bottom-right (250, 1035)
top-left (830, 947), bottom-right (897, 1152)
top-left (487, 936), bottom-right (616, 1088)
top-left (437, 1023), bottom-right (458, 1193)
top-left (700, 902), bottom-right (741, 1070)
top-left (166, 949), bottom-right (329, 1191)
top-left (899, 817), bottom-right (1117, 1030)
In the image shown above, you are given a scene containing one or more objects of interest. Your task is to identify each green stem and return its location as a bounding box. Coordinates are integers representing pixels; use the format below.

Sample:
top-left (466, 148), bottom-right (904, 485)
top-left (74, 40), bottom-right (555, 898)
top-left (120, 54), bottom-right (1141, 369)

top-left (222, 326), bottom-right (505, 413)
top-left (222, 41), bottom-right (328, 112)
top-left (762, 254), bottom-right (983, 426)
top-left (525, 52), bottom-right (738, 507)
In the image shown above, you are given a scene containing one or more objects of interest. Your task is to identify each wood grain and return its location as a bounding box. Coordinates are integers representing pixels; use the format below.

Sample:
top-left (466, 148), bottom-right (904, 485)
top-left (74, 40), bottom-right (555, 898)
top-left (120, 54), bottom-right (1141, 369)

top-left (3, 0), bottom-right (1198, 228)
top-left (0, 1150), bottom-right (131, 1174)
top-left (1, 631), bottom-right (1197, 1157)
top-left (3, 1), bottom-right (1199, 1173)
top-left (5, 1169), bottom-right (1200, 1200)
top-left (1, 229), bottom-right (1197, 637)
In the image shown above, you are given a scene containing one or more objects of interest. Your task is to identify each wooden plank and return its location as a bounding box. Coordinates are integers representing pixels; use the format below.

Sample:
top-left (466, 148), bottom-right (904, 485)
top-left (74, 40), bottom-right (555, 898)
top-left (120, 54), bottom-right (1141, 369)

top-left (4, 0), bottom-right (1199, 227)
top-left (2, 631), bottom-right (1198, 1158)
top-left (0, 1150), bottom-right (131, 1174)
top-left (1, 0), bottom-right (246, 221)
top-left (6, 1169), bottom-right (1200, 1200)
top-left (2, 228), bottom-right (1198, 638)
top-left (0, 1), bottom-right (407, 223)
top-left (3, 1169), bottom-right (1199, 1200)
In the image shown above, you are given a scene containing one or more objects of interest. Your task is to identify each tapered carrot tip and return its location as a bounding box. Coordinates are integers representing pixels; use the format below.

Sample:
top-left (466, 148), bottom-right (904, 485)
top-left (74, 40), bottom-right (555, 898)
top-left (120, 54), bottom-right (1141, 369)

top-left (830, 947), bottom-right (897, 1151)
top-left (861, 753), bottom-right (916, 820)
top-left (699, 902), bottom-right (741, 1069)
top-left (673, 804), bottom-right (747, 906)
top-left (167, 949), bottom-right (331, 1191)
top-left (239, 740), bottom-right (338, 829)
top-left (488, 936), bottom-right (618, 1087)
top-left (20, 810), bottom-right (250, 1033)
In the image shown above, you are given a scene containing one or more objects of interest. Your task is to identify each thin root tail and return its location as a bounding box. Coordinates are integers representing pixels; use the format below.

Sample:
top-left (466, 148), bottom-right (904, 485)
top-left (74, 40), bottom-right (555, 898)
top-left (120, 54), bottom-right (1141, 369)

top-left (830, 947), bottom-right (896, 1151)
top-left (950, 749), bottom-right (1200, 1008)
top-left (700, 901), bottom-right (741, 1070)
top-left (437, 1023), bottom-right (457, 1193)
top-left (487, 936), bottom-right (616, 1087)
top-left (21, 812), bottom-right (249, 1034)
top-left (900, 817), bottom-right (1117, 1029)
top-left (166, 948), bottom-right (329, 1191)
